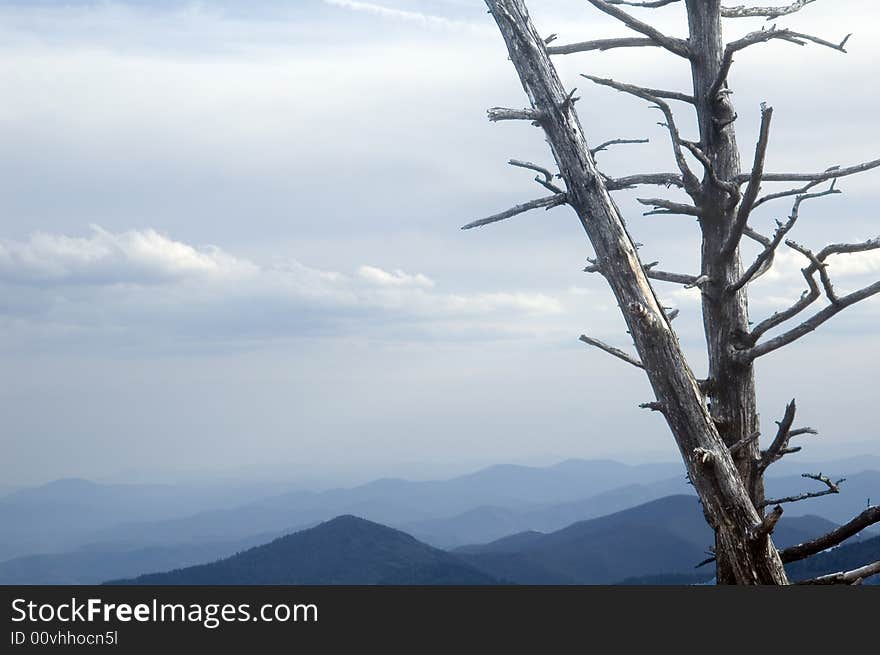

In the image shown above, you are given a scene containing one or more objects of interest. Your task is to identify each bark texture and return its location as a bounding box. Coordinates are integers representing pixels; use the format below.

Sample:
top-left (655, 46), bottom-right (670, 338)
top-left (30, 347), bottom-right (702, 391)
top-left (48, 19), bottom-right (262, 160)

top-left (683, 0), bottom-right (763, 584)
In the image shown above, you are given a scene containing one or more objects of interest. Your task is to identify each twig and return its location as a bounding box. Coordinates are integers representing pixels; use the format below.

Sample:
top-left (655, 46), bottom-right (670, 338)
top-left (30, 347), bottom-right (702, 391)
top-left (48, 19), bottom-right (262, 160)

top-left (461, 194), bottom-right (567, 230)
top-left (711, 26), bottom-right (850, 102)
top-left (760, 473), bottom-right (844, 508)
top-left (637, 197), bottom-right (701, 216)
top-left (591, 138), bottom-right (650, 156)
top-left (757, 399), bottom-right (816, 472)
top-left (579, 335), bottom-right (644, 369)
top-left (509, 159), bottom-right (565, 194)
top-left (728, 216), bottom-right (795, 293)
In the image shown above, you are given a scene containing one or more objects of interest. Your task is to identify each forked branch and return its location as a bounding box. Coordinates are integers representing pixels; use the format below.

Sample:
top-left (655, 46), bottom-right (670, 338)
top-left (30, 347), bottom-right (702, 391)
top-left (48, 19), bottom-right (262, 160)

top-left (585, 0), bottom-right (691, 58)
top-left (712, 26), bottom-right (850, 100)
top-left (741, 277), bottom-right (880, 360)
top-left (581, 74), bottom-right (700, 194)
top-left (760, 473), bottom-right (844, 508)
top-left (757, 400), bottom-right (817, 473)
top-left (728, 183), bottom-right (839, 293)
top-left (509, 159), bottom-right (565, 194)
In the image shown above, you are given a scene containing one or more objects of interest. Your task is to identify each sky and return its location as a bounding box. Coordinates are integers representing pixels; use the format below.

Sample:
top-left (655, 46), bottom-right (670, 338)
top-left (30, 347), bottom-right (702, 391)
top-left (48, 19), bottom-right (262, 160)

top-left (1, 0), bottom-right (879, 486)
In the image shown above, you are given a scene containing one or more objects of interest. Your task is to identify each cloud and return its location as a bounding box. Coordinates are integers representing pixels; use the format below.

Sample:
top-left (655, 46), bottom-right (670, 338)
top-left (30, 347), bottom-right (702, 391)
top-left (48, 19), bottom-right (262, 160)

top-left (320, 0), bottom-right (483, 32)
top-left (0, 225), bottom-right (256, 286)
top-left (357, 265), bottom-right (435, 288)
top-left (0, 226), bottom-right (565, 344)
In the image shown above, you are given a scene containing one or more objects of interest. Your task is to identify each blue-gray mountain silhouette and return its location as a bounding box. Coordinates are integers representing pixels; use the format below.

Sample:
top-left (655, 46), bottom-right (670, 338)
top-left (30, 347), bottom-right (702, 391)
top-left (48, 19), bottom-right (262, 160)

top-left (109, 515), bottom-right (500, 585)
top-left (455, 495), bottom-right (845, 584)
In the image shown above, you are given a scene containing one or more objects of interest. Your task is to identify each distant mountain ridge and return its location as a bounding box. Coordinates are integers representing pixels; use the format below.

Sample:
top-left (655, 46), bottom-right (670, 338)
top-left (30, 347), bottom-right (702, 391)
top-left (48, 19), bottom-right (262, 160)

top-left (455, 496), bottom-right (846, 584)
top-left (110, 516), bottom-right (500, 585)
top-left (2, 458), bottom-right (686, 563)
top-left (107, 496), bottom-right (857, 586)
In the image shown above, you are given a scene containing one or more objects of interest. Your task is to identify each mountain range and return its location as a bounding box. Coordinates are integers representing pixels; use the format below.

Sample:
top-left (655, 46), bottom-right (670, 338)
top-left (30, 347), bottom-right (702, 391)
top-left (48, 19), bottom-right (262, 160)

top-left (2, 457), bottom-right (877, 585)
top-left (109, 497), bottom-right (876, 585)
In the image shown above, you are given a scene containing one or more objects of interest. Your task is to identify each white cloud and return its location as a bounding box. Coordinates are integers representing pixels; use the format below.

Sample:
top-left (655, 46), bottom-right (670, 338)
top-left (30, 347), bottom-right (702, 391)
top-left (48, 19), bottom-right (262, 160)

top-left (0, 225), bottom-right (256, 286)
top-left (320, 0), bottom-right (484, 32)
top-left (357, 265), bottom-right (435, 288)
top-left (0, 226), bottom-right (567, 343)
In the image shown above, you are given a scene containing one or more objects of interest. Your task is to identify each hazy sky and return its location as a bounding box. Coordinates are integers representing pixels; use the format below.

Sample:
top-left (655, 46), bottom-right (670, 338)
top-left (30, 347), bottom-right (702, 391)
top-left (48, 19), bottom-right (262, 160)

top-left (1, 0), bottom-right (879, 486)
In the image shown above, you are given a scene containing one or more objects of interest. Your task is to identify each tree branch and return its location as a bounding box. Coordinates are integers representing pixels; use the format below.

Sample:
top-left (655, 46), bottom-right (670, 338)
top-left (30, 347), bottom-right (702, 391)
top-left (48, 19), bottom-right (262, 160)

top-left (586, 259), bottom-right (699, 286)
top-left (591, 138), bottom-right (650, 156)
top-left (643, 262), bottom-right (699, 286)
top-left (748, 257), bottom-right (821, 343)
top-left (740, 278), bottom-right (880, 360)
top-left (488, 106), bottom-right (543, 122)
top-left (728, 183), bottom-right (839, 293)
top-left (681, 140), bottom-right (740, 202)
top-left (797, 560), bottom-right (880, 585)
top-left (757, 399), bottom-right (817, 473)
top-left (723, 104), bottom-right (773, 256)
top-left (508, 159), bottom-right (565, 194)
top-left (579, 334), bottom-right (644, 369)
top-left (742, 158), bottom-right (880, 185)
top-left (729, 431), bottom-right (761, 456)
top-left (581, 75), bottom-right (701, 194)
top-left (585, 0), bottom-right (691, 58)
top-left (721, 1), bottom-right (818, 20)
top-left (712, 26), bottom-right (850, 101)
top-left (461, 194), bottom-right (567, 230)
top-left (760, 473), bottom-right (844, 508)
top-left (786, 240), bottom-right (838, 304)
top-left (605, 173), bottom-right (684, 190)
top-left (728, 217), bottom-right (795, 293)
top-left (607, 0), bottom-right (681, 7)
top-left (780, 505), bottom-right (880, 563)
top-left (548, 37), bottom-right (659, 55)
top-left (580, 74), bottom-right (696, 105)
top-left (752, 505), bottom-right (784, 542)
top-left (752, 172), bottom-right (835, 210)
top-left (637, 197), bottom-right (701, 216)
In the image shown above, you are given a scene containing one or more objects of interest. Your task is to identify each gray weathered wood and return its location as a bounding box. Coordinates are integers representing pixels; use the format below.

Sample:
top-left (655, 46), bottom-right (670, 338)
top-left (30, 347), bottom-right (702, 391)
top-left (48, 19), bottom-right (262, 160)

top-left (473, 0), bottom-right (880, 586)
top-left (484, 0), bottom-right (789, 585)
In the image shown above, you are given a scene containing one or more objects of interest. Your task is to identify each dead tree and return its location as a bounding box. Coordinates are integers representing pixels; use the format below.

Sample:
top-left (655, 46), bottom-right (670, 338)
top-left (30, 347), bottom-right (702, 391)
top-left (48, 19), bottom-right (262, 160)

top-left (464, 0), bottom-right (880, 584)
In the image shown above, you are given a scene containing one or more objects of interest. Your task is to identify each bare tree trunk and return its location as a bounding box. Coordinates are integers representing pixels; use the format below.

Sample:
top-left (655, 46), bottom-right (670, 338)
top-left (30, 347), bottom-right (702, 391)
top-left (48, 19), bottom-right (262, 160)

top-left (683, 0), bottom-right (763, 584)
top-left (483, 0), bottom-right (789, 585)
